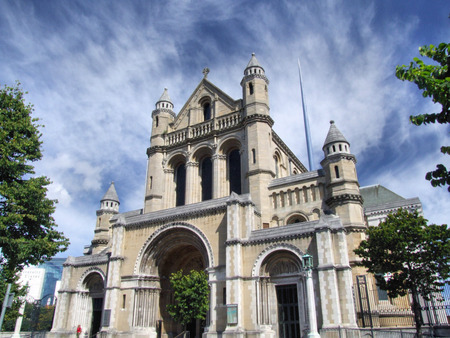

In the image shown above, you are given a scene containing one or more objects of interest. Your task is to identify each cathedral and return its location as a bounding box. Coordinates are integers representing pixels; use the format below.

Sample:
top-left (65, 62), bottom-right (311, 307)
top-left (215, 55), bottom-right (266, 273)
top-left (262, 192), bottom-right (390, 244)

top-left (50, 54), bottom-right (423, 337)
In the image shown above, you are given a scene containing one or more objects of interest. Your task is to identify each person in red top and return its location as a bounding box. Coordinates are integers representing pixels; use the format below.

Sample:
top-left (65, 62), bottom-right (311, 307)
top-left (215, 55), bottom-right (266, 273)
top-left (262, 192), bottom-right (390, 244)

top-left (76, 325), bottom-right (82, 337)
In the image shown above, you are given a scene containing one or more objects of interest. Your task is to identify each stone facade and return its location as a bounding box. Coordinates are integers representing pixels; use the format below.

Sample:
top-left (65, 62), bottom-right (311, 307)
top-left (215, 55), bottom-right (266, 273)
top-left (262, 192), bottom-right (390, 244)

top-left (50, 54), bottom-right (421, 337)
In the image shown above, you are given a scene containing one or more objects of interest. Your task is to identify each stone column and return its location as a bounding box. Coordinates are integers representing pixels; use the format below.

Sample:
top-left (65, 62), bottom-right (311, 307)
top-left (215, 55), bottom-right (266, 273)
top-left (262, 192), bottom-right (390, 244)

top-left (212, 154), bottom-right (226, 198)
top-left (163, 168), bottom-right (174, 208)
top-left (305, 269), bottom-right (320, 338)
top-left (185, 161), bottom-right (199, 204)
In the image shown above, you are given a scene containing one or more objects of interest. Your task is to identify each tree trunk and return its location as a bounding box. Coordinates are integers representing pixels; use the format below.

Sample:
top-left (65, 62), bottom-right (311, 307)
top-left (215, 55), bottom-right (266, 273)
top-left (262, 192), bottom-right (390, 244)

top-left (411, 290), bottom-right (422, 338)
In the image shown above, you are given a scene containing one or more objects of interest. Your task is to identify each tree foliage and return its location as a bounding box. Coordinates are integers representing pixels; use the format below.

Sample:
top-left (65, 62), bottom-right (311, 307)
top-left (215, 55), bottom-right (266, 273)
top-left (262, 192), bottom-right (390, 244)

top-left (0, 83), bottom-right (69, 277)
top-left (396, 43), bottom-right (450, 191)
top-left (167, 269), bottom-right (210, 328)
top-left (354, 208), bottom-right (450, 335)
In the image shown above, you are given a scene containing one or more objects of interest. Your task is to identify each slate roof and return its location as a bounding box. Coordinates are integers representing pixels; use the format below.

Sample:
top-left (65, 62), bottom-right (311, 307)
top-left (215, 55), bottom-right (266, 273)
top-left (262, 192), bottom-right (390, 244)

top-left (101, 182), bottom-right (119, 203)
top-left (158, 88), bottom-right (172, 103)
top-left (246, 53), bottom-right (263, 69)
top-left (323, 120), bottom-right (349, 148)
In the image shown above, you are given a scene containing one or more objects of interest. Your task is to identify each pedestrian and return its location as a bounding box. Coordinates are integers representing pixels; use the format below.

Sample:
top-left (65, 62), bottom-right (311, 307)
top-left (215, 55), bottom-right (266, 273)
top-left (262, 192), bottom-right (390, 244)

top-left (76, 325), bottom-right (82, 337)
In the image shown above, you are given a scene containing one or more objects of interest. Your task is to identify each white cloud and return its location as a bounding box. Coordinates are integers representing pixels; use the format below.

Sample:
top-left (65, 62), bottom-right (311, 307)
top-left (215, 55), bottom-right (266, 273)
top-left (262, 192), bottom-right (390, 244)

top-left (1, 0), bottom-right (448, 256)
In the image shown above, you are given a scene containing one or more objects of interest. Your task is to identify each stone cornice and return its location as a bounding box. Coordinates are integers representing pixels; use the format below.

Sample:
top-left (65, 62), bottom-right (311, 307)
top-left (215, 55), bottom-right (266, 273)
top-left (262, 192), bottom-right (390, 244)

top-left (242, 113), bottom-right (274, 127)
top-left (145, 194), bottom-right (163, 201)
top-left (240, 73), bottom-right (269, 85)
top-left (152, 108), bottom-right (176, 119)
top-left (246, 169), bottom-right (275, 178)
top-left (91, 239), bottom-right (109, 245)
top-left (147, 146), bottom-right (165, 157)
top-left (325, 194), bottom-right (363, 207)
top-left (96, 209), bottom-right (118, 217)
top-left (63, 254), bottom-right (109, 267)
top-left (320, 153), bottom-right (357, 165)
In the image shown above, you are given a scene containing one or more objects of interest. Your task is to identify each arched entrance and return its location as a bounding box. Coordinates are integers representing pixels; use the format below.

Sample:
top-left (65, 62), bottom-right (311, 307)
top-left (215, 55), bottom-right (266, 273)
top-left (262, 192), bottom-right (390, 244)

top-left (74, 271), bottom-right (105, 337)
top-left (137, 224), bottom-right (212, 338)
top-left (253, 246), bottom-right (307, 337)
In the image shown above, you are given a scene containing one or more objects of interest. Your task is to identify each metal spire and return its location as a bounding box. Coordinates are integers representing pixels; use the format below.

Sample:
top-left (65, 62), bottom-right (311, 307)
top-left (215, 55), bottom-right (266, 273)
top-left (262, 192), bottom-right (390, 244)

top-left (298, 58), bottom-right (314, 171)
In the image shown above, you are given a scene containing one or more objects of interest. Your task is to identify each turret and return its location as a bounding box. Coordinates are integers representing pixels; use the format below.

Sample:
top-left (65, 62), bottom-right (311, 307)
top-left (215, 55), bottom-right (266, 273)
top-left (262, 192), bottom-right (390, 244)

top-left (151, 88), bottom-right (175, 146)
top-left (320, 121), bottom-right (364, 227)
top-left (242, 54), bottom-right (273, 225)
top-left (88, 182), bottom-right (120, 255)
top-left (241, 53), bottom-right (270, 117)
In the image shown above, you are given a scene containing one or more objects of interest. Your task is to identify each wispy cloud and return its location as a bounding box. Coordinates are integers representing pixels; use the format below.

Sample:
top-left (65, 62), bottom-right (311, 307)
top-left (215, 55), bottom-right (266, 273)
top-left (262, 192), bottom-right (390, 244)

top-left (0, 0), bottom-right (448, 256)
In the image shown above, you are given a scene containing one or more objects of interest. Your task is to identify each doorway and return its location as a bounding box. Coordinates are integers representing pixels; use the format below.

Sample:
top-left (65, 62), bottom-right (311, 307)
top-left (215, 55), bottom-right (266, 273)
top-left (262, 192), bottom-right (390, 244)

top-left (276, 284), bottom-right (300, 338)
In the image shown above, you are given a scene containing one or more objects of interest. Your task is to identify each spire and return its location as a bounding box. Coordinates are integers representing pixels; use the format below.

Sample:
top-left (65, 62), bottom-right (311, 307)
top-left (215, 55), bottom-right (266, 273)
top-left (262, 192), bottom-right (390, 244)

top-left (244, 53), bottom-right (266, 77)
top-left (154, 88), bottom-right (175, 117)
top-left (298, 58), bottom-right (314, 171)
top-left (246, 53), bottom-right (261, 68)
top-left (101, 182), bottom-right (119, 204)
top-left (158, 88), bottom-right (172, 105)
top-left (323, 120), bottom-right (349, 148)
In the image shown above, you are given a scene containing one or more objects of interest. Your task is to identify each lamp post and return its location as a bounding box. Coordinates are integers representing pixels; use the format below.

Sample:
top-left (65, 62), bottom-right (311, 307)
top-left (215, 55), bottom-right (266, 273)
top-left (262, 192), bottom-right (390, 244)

top-left (303, 254), bottom-right (320, 338)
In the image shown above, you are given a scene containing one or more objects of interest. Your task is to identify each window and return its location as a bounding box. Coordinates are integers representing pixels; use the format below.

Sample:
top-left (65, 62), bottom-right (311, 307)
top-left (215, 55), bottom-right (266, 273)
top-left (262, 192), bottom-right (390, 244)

top-left (249, 82), bottom-right (254, 95)
top-left (175, 163), bottom-right (186, 206)
top-left (201, 157), bottom-right (212, 201)
top-left (334, 165), bottom-right (340, 179)
top-left (252, 148), bottom-right (256, 164)
top-left (203, 102), bottom-right (211, 121)
top-left (155, 116), bottom-right (159, 127)
top-left (229, 149), bottom-right (241, 194)
top-left (274, 156), bottom-right (279, 178)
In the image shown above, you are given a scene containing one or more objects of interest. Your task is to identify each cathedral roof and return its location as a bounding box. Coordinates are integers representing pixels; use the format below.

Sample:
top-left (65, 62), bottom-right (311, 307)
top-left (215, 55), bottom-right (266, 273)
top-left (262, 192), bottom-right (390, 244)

top-left (246, 53), bottom-right (262, 69)
top-left (101, 182), bottom-right (120, 203)
top-left (158, 88), bottom-right (172, 103)
top-left (323, 120), bottom-right (348, 148)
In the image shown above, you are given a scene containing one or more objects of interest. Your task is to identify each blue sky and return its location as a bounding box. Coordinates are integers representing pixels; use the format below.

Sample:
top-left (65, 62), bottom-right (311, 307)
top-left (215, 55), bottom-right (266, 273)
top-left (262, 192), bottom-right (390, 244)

top-left (0, 0), bottom-right (449, 258)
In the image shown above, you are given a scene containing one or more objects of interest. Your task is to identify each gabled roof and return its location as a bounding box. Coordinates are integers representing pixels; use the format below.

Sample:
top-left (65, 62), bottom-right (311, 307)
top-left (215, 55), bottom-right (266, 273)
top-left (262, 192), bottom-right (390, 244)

top-left (172, 77), bottom-right (240, 129)
top-left (323, 120), bottom-right (349, 148)
top-left (101, 182), bottom-right (119, 203)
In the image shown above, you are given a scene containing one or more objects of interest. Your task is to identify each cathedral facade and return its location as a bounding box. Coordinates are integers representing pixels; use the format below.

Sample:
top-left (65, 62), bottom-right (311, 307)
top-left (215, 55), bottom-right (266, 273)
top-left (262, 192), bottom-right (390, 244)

top-left (50, 54), bottom-right (419, 337)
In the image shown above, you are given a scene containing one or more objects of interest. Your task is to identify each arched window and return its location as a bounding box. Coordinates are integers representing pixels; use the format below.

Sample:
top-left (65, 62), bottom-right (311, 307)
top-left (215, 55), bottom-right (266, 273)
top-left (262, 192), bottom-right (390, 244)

top-left (203, 102), bottom-right (211, 121)
top-left (200, 157), bottom-right (212, 201)
top-left (287, 215), bottom-right (307, 224)
top-left (334, 165), bottom-right (340, 179)
top-left (175, 163), bottom-right (186, 206)
top-left (229, 149), bottom-right (241, 194)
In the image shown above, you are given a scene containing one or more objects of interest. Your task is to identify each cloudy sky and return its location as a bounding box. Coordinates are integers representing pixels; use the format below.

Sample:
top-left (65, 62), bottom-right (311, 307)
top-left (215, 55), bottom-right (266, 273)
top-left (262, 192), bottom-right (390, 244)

top-left (0, 0), bottom-right (449, 258)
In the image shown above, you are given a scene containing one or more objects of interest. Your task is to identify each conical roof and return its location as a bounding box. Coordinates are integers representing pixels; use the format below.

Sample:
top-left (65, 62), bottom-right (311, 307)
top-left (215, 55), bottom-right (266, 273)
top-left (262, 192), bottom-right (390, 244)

top-left (246, 53), bottom-right (262, 69)
top-left (158, 88), bottom-right (172, 103)
top-left (323, 120), bottom-right (349, 148)
top-left (101, 182), bottom-right (119, 203)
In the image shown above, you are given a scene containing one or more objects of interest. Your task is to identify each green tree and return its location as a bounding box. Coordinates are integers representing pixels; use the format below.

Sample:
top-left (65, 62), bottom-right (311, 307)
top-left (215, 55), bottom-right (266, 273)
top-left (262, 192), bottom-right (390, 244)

top-left (396, 43), bottom-right (450, 192)
top-left (354, 209), bottom-right (450, 337)
top-left (0, 83), bottom-right (69, 327)
top-left (167, 269), bottom-right (209, 332)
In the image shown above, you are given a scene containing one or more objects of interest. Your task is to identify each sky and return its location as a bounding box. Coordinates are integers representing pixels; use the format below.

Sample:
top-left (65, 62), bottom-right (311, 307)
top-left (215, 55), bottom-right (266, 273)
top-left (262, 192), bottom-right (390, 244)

top-left (0, 0), bottom-right (449, 258)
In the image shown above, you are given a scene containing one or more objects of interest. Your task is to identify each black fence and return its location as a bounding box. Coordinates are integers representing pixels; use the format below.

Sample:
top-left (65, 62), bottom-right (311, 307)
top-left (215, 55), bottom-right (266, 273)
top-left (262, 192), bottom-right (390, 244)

top-left (354, 275), bottom-right (450, 329)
